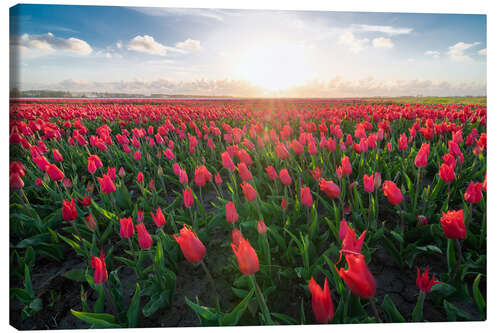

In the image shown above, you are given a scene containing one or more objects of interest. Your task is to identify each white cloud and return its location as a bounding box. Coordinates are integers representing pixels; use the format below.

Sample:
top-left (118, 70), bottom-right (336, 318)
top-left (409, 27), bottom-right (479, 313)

top-left (175, 39), bottom-right (201, 51)
top-left (478, 48), bottom-right (486, 55)
top-left (424, 50), bottom-right (440, 59)
top-left (128, 35), bottom-right (168, 55)
top-left (448, 41), bottom-right (480, 61)
top-left (11, 32), bottom-right (92, 55)
top-left (372, 37), bottom-right (394, 48)
top-left (352, 24), bottom-right (413, 35)
top-left (338, 32), bottom-right (369, 53)
top-left (116, 41), bottom-right (123, 49)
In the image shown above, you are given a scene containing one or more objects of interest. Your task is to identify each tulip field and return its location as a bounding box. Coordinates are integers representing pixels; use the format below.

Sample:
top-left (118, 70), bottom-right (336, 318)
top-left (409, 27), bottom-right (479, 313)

top-left (9, 98), bottom-right (486, 328)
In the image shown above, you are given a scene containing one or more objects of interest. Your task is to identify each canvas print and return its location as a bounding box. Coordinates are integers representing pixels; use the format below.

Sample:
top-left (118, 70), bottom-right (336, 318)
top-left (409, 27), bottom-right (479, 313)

top-left (9, 4), bottom-right (486, 329)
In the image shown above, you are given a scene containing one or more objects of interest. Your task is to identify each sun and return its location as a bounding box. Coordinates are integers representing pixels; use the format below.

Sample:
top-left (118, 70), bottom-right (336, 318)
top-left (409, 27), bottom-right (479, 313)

top-left (238, 43), bottom-right (312, 91)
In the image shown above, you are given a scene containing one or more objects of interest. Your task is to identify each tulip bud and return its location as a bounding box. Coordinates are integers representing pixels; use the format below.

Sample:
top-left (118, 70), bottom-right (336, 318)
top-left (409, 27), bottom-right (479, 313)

top-left (225, 201), bottom-right (238, 223)
top-left (90, 250), bottom-right (108, 284)
top-left (231, 237), bottom-right (259, 275)
top-left (183, 188), bottom-right (194, 208)
top-left (118, 166), bottom-right (126, 177)
top-left (136, 223), bottom-right (153, 250)
top-left (119, 217), bottom-right (135, 239)
top-left (86, 214), bottom-right (97, 231)
top-left (257, 220), bottom-right (267, 234)
top-left (301, 186), bottom-right (313, 207)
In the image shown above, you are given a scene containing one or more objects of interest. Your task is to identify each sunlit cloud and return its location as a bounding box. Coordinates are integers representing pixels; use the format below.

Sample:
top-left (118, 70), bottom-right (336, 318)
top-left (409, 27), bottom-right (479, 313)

top-left (127, 35), bottom-right (168, 55)
top-left (424, 50), bottom-right (440, 58)
top-left (372, 37), bottom-right (394, 48)
top-left (448, 41), bottom-right (480, 61)
top-left (352, 24), bottom-right (413, 35)
top-left (11, 32), bottom-right (92, 55)
top-left (478, 48), bottom-right (486, 55)
top-left (175, 39), bottom-right (201, 51)
top-left (338, 31), bottom-right (369, 53)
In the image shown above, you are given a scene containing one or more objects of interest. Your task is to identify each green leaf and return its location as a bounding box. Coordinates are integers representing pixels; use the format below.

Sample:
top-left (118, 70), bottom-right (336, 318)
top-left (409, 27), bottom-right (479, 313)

top-left (220, 288), bottom-right (254, 326)
top-left (91, 200), bottom-right (118, 221)
top-left (412, 292), bottom-right (425, 322)
top-left (127, 284), bottom-right (141, 328)
top-left (142, 291), bottom-right (169, 317)
top-left (70, 310), bottom-right (120, 328)
top-left (381, 295), bottom-right (406, 323)
top-left (431, 282), bottom-right (456, 297)
top-left (416, 245), bottom-right (443, 255)
top-left (446, 239), bottom-right (456, 275)
top-left (271, 312), bottom-right (299, 325)
top-left (11, 288), bottom-right (33, 303)
top-left (390, 230), bottom-right (404, 244)
top-left (63, 269), bottom-right (86, 282)
top-left (29, 298), bottom-right (43, 313)
top-left (472, 274), bottom-right (486, 318)
top-left (185, 297), bottom-right (220, 324)
top-left (443, 300), bottom-right (473, 321)
top-left (24, 265), bottom-right (34, 298)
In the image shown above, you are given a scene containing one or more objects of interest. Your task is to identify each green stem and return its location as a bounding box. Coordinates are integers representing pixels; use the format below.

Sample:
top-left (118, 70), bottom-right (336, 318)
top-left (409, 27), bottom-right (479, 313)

top-left (369, 298), bottom-right (382, 323)
top-left (250, 274), bottom-right (273, 324)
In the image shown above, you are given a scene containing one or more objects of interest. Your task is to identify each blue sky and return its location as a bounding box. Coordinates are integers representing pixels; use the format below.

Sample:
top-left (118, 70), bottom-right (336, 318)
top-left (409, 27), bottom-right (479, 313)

top-left (10, 4), bottom-right (487, 96)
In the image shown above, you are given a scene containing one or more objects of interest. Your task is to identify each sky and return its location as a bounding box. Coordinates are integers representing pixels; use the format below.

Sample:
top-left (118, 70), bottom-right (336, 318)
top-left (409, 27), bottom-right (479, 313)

top-left (9, 4), bottom-right (487, 97)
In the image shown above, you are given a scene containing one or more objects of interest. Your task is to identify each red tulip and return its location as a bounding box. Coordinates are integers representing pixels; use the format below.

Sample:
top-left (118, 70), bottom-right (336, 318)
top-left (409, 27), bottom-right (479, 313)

top-left (133, 150), bottom-right (142, 161)
top-left (319, 179), bottom-right (340, 199)
top-left (225, 201), bottom-right (239, 223)
top-left (342, 227), bottom-right (366, 254)
top-left (62, 198), bottom-right (77, 221)
top-left (440, 209), bottom-right (466, 239)
top-left (221, 151), bottom-right (236, 171)
top-left (151, 207), bottom-right (166, 228)
top-left (341, 156), bottom-right (352, 176)
top-left (46, 164), bottom-right (65, 182)
top-left (265, 166), bottom-right (278, 180)
top-left (35, 178), bottom-right (42, 187)
top-left (301, 186), bottom-right (313, 207)
top-left (119, 217), bottom-right (135, 238)
top-left (483, 173), bottom-right (487, 192)
top-left (183, 188), bottom-right (195, 208)
top-left (363, 174), bottom-right (374, 193)
top-left (386, 142), bottom-right (393, 152)
top-left (338, 219), bottom-right (349, 241)
top-left (231, 237), bottom-right (259, 275)
top-left (33, 156), bottom-right (50, 172)
top-left (136, 223), bottom-right (153, 250)
top-left (257, 220), bottom-right (267, 234)
top-left (107, 167), bottom-right (116, 181)
top-left (414, 143), bottom-right (430, 167)
top-left (194, 165), bottom-right (212, 187)
top-left (442, 153), bottom-right (456, 169)
top-left (398, 133), bottom-right (408, 150)
top-left (88, 154), bottom-right (103, 171)
top-left (382, 180), bottom-right (404, 205)
top-left (118, 166), bottom-right (126, 177)
top-left (336, 253), bottom-right (376, 299)
top-left (10, 173), bottom-right (24, 189)
top-left (416, 267), bottom-right (440, 293)
top-left (178, 169), bottom-right (188, 184)
top-left (52, 149), bottom-right (64, 162)
top-left (237, 162), bottom-right (252, 182)
top-left (281, 196), bottom-right (287, 210)
top-left (336, 166), bottom-right (343, 180)
top-left (173, 226), bottom-right (206, 263)
top-left (98, 174), bottom-right (116, 194)
top-left (90, 249), bottom-right (108, 284)
top-left (308, 276), bottom-right (334, 324)
top-left (309, 167), bottom-right (323, 181)
top-left (136, 171), bottom-right (144, 183)
top-left (275, 141), bottom-right (290, 159)
top-left (215, 172), bottom-right (223, 185)
top-left (279, 169), bottom-right (292, 186)
top-left (232, 229), bottom-right (243, 246)
top-left (417, 215), bottom-right (429, 227)
top-left (85, 213), bottom-right (97, 231)
top-left (241, 181), bottom-right (257, 202)
top-left (63, 178), bottom-right (72, 188)
top-left (10, 161), bottom-right (26, 177)
top-left (464, 182), bottom-right (483, 204)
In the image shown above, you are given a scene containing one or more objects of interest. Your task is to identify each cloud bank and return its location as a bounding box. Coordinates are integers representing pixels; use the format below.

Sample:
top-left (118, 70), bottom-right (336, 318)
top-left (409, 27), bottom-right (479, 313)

top-left (11, 32), bottom-right (92, 55)
top-left (18, 77), bottom-right (485, 98)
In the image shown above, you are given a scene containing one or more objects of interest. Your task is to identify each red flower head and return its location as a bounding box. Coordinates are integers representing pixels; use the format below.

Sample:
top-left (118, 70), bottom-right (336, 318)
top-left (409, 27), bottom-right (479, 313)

top-left (136, 171), bottom-right (144, 183)
top-left (90, 249), bottom-right (108, 284)
top-left (183, 188), bottom-right (195, 208)
top-left (342, 226), bottom-right (367, 254)
top-left (386, 142), bottom-right (393, 152)
top-left (62, 198), bottom-right (77, 221)
top-left (417, 215), bottom-right (429, 227)
top-left (63, 178), bottom-right (72, 188)
top-left (341, 156), bottom-right (352, 176)
top-left (241, 181), bottom-right (258, 202)
top-left (78, 195), bottom-right (92, 207)
top-left (88, 155), bottom-right (103, 173)
top-left (483, 173), bottom-right (487, 192)
top-left (151, 207), bottom-right (166, 228)
top-left (308, 276), bottom-right (335, 324)
top-left (10, 161), bottom-right (26, 178)
top-left (310, 167), bottom-right (323, 181)
top-left (237, 162), bottom-right (252, 182)
top-left (214, 172), bottom-right (223, 185)
top-left (338, 219), bottom-right (349, 241)
top-left (382, 181), bottom-right (404, 205)
top-left (107, 167), bottom-right (116, 181)
top-left (275, 141), bottom-right (290, 159)
top-left (265, 165), bottom-right (278, 180)
top-left (173, 226), bottom-right (206, 263)
top-left (416, 267), bottom-right (440, 293)
top-left (221, 151), bottom-right (236, 171)
top-left (301, 186), bottom-right (313, 207)
top-left (464, 182), bottom-right (483, 204)
top-left (10, 173), bottom-right (24, 189)
top-left (336, 166), bottom-right (343, 180)
top-left (440, 209), bottom-right (466, 239)
top-left (291, 139), bottom-right (304, 155)
top-left (119, 217), bottom-right (135, 239)
top-left (225, 201), bottom-right (239, 223)
top-left (231, 237), bottom-right (259, 275)
top-left (85, 213), bottom-right (97, 231)
top-left (178, 169), bottom-right (188, 184)
top-left (52, 149), bottom-right (64, 162)
top-left (336, 253), bottom-right (376, 299)
top-left (319, 179), bottom-right (340, 199)
top-left (439, 163), bottom-right (455, 183)
top-left (194, 165), bottom-right (212, 187)
top-left (257, 220), bottom-right (267, 234)
top-left (279, 168), bottom-right (292, 186)
top-left (136, 223), bottom-right (153, 250)
top-left (133, 150), bottom-right (141, 161)
top-left (232, 229), bottom-right (243, 246)
top-left (46, 164), bottom-right (65, 182)
top-left (414, 143), bottom-right (430, 167)
top-left (118, 166), bottom-right (126, 177)
top-left (363, 174), bottom-right (374, 193)
top-left (281, 196), bottom-right (287, 210)
top-left (98, 174), bottom-right (116, 194)
top-left (173, 163), bottom-right (181, 175)
top-left (398, 133), bottom-right (408, 150)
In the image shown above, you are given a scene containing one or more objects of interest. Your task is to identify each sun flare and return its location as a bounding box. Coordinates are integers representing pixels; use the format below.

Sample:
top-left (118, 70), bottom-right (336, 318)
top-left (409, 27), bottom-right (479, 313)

top-left (238, 43), bottom-right (312, 91)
